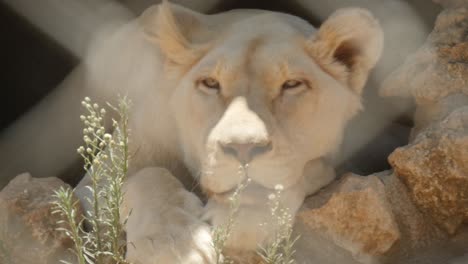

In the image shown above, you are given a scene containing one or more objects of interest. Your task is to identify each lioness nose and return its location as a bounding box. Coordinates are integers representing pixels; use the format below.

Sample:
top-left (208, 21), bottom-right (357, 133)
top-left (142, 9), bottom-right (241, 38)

top-left (221, 141), bottom-right (272, 163)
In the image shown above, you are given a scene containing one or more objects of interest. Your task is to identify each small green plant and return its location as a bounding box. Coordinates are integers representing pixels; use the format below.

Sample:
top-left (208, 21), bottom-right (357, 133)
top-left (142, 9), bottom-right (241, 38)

top-left (53, 187), bottom-right (87, 264)
top-left (212, 166), bottom-right (251, 264)
top-left (211, 165), bottom-right (299, 264)
top-left (52, 96), bottom-right (131, 264)
top-left (257, 185), bottom-right (299, 264)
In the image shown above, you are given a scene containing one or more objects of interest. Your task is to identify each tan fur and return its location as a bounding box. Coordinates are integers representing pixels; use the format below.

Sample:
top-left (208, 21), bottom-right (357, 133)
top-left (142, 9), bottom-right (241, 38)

top-left (306, 8), bottom-right (383, 94)
top-left (141, 1), bottom-right (211, 70)
top-left (76, 2), bottom-right (383, 262)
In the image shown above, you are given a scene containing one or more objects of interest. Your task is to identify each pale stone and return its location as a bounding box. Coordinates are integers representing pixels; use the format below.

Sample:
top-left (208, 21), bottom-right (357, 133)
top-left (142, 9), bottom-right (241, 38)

top-left (296, 174), bottom-right (400, 264)
top-left (0, 173), bottom-right (80, 264)
top-left (411, 93), bottom-right (468, 139)
top-left (295, 171), bottom-right (468, 264)
top-left (377, 1), bottom-right (468, 241)
top-left (389, 107), bottom-right (468, 234)
top-left (380, 8), bottom-right (468, 103)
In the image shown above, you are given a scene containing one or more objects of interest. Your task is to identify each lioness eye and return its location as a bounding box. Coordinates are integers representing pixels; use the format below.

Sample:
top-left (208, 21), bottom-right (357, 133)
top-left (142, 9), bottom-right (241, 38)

top-left (281, 79), bottom-right (307, 95)
top-left (200, 77), bottom-right (221, 93)
top-left (281, 80), bottom-right (302, 90)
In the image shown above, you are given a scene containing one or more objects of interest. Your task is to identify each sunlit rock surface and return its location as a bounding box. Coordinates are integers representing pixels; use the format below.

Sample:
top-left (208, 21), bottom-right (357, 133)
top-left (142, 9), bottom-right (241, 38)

top-left (389, 107), bottom-right (468, 234)
top-left (295, 174), bottom-right (400, 264)
top-left (0, 173), bottom-right (79, 264)
top-left (380, 6), bottom-right (468, 138)
top-left (378, 0), bottom-right (468, 240)
top-left (296, 173), bottom-right (401, 264)
top-left (297, 170), bottom-right (468, 264)
top-left (380, 7), bottom-right (468, 102)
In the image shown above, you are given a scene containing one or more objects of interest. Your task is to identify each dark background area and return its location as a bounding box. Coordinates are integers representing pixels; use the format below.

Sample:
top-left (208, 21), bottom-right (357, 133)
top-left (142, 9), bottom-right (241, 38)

top-left (0, 2), bottom-right (77, 129)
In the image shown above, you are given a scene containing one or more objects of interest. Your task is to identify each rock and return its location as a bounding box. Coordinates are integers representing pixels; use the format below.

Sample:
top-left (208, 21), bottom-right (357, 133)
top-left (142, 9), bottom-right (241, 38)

top-left (0, 173), bottom-right (80, 264)
top-left (295, 171), bottom-right (468, 264)
top-left (377, 171), bottom-right (452, 264)
top-left (377, 0), bottom-right (468, 244)
top-left (380, 6), bottom-right (468, 140)
top-left (352, 4), bottom-right (468, 262)
top-left (411, 93), bottom-right (468, 139)
top-left (380, 8), bottom-right (468, 103)
top-left (295, 174), bottom-right (400, 264)
top-left (388, 107), bottom-right (468, 234)
top-left (379, 171), bottom-right (447, 249)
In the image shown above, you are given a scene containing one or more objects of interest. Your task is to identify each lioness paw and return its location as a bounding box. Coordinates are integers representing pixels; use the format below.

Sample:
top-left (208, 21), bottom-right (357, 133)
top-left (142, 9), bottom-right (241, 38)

top-left (122, 167), bottom-right (216, 264)
top-left (126, 223), bottom-right (215, 264)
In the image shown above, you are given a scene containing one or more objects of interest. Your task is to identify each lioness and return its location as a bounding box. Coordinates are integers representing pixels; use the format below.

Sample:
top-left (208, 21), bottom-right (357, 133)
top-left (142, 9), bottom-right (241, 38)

top-left (76, 1), bottom-right (383, 263)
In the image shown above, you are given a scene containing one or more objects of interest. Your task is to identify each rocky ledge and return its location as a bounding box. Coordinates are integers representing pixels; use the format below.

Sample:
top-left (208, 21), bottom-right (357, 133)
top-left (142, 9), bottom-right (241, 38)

top-left (0, 173), bottom-right (82, 264)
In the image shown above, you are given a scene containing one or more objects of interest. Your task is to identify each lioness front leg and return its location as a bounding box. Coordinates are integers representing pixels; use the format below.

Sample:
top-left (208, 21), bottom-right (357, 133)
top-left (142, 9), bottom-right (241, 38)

top-left (121, 167), bottom-right (215, 264)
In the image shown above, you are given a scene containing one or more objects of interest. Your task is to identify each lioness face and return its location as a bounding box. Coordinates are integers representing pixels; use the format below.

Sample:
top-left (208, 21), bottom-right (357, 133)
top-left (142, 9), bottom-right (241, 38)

top-left (172, 30), bottom-right (361, 196)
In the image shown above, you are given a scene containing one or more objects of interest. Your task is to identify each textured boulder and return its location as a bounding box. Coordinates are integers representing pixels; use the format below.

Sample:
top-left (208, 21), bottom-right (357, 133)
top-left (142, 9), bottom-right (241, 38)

top-left (295, 174), bottom-right (400, 264)
top-left (296, 171), bottom-right (468, 264)
top-left (388, 107), bottom-right (468, 234)
top-left (380, 7), bottom-right (468, 102)
top-left (0, 173), bottom-right (80, 264)
top-left (380, 7), bottom-right (468, 137)
top-left (379, 171), bottom-right (447, 249)
top-left (411, 94), bottom-right (468, 138)
top-left (378, 0), bottom-right (468, 239)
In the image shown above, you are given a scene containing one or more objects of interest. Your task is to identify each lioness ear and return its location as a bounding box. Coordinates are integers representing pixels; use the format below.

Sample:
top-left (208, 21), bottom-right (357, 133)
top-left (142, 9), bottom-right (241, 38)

top-left (140, 0), bottom-right (210, 67)
top-left (306, 8), bottom-right (383, 94)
